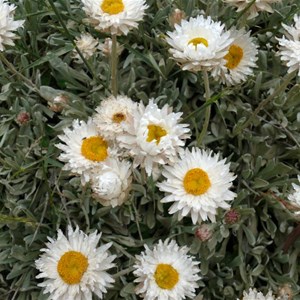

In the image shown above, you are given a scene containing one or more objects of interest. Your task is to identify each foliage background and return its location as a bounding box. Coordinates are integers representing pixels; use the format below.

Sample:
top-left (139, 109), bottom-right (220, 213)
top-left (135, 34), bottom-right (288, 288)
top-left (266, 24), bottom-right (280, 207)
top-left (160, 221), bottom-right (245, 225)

top-left (0, 0), bottom-right (300, 299)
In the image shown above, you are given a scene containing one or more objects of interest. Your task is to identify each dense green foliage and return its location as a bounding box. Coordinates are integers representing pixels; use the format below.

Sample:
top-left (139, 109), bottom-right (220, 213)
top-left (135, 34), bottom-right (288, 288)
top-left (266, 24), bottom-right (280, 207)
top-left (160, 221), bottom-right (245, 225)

top-left (0, 0), bottom-right (300, 299)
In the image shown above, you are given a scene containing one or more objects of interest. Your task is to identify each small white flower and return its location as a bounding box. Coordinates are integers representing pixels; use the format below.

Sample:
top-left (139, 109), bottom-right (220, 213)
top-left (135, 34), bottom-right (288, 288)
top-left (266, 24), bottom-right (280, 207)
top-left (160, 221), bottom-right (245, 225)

top-left (93, 95), bottom-right (137, 140)
top-left (157, 148), bottom-right (236, 224)
top-left (211, 27), bottom-right (258, 85)
top-left (91, 158), bottom-right (132, 207)
top-left (166, 15), bottom-right (232, 72)
top-left (0, 0), bottom-right (24, 51)
top-left (73, 33), bottom-right (99, 63)
top-left (239, 288), bottom-right (276, 300)
top-left (287, 175), bottom-right (300, 215)
top-left (133, 239), bottom-right (201, 300)
top-left (224, 0), bottom-right (282, 20)
top-left (117, 99), bottom-right (191, 177)
top-left (35, 226), bottom-right (116, 300)
top-left (277, 15), bottom-right (300, 76)
top-left (80, 0), bottom-right (148, 35)
top-left (56, 118), bottom-right (116, 183)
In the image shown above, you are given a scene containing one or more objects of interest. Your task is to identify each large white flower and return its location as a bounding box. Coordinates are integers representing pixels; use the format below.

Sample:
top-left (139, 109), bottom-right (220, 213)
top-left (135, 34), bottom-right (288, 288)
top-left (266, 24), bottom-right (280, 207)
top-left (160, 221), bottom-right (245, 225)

top-left (0, 0), bottom-right (24, 51)
top-left (211, 27), bottom-right (258, 85)
top-left (35, 226), bottom-right (116, 300)
top-left (133, 239), bottom-right (201, 300)
top-left (157, 148), bottom-right (236, 224)
top-left (56, 118), bottom-right (115, 183)
top-left (93, 95), bottom-right (137, 140)
top-left (277, 14), bottom-right (300, 76)
top-left (239, 288), bottom-right (276, 300)
top-left (224, 0), bottom-right (282, 20)
top-left (91, 158), bottom-right (132, 207)
top-left (166, 15), bottom-right (232, 72)
top-left (117, 100), bottom-right (191, 177)
top-left (73, 33), bottom-right (99, 63)
top-left (80, 0), bottom-right (148, 35)
top-left (287, 175), bottom-right (300, 215)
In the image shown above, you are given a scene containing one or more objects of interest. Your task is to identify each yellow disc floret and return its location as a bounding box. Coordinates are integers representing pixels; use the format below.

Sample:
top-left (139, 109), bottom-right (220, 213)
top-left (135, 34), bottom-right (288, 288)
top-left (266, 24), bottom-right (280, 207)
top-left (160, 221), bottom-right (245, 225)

top-left (183, 168), bottom-right (211, 195)
top-left (112, 112), bottom-right (126, 123)
top-left (57, 251), bottom-right (88, 285)
top-left (188, 37), bottom-right (209, 48)
top-left (147, 124), bottom-right (167, 145)
top-left (224, 44), bottom-right (244, 69)
top-left (101, 0), bottom-right (124, 15)
top-left (154, 264), bottom-right (179, 290)
top-left (81, 136), bottom-right (108, 162)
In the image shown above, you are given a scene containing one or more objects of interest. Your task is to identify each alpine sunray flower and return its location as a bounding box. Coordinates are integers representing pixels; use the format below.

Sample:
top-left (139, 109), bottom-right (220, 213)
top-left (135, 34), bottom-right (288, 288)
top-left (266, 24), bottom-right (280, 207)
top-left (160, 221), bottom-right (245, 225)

top-left (239, 288), bottom-right (277, 300)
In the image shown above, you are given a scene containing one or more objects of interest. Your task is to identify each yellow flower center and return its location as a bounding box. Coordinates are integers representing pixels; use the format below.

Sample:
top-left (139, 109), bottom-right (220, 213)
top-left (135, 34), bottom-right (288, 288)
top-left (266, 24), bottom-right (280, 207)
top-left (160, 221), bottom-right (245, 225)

top-left (57, 251), bottom-right (88, 285)
top-left (112, 112), bottom-right (126, 123)
top-left (224, 44), bottom-right (244, 69)
top-left (146, 125), bottom-right (167, 145)
top-left (188, 37), bottom-right (209, 48)
top-left (101, 0), bottom-right (124, 15)
top-left (183, 168), bottom-right (211, 195)
top-left (154, 264), bottom-right (179, 290)
top-left (81, 136), bottom-right (108, 162)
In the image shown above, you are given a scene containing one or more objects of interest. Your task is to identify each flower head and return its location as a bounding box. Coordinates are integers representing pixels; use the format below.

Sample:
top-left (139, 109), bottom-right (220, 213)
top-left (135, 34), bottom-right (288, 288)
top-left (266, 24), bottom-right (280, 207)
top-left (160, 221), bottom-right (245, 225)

top-left (133, 239), bottom-right (201, 300)
top-left (80, 0), bottom-right (148, 35)
top-left (195, 224), bottom-right (213, 242)
top-left (224, 208), bottom-right (241, 224)
top-left (0, 0), bottom-right (24, 51)
top-left (117, 100), bottom-right (191, 177)
top-left (211, 27), bottom-right (258, 85)
top-left (73, 33), bottom-right (99, 63)
top-left (239, 288), bottom-right (276, 300)
top-left (35, 226), bottom-right (116, 300)
top-left (224, 0), bottom-right (282, 20)
top-left (91, 158), bottom-right (132, 207)
top-left (287, 175), bottom-right (300, 215)
top-left (277, 15), bottom-right (300, 76)
top-left (157, 148), bottom-right (236, 224)
top-left (166, 15), bottom-right (232, 72)
top-left (93, 95), bottom-right (137, 140)
top-left (56, 118), bottom-right (116, 183)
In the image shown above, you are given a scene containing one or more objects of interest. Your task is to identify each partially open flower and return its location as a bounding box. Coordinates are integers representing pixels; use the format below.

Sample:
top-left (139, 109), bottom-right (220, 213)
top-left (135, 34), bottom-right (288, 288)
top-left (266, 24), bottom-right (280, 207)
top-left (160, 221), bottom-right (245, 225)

top-left (169, 8), bottom-right (186, 27)
top-left (195, 224), bottom-right (213, 242)
top-left (73, 33), bottom-right (99, 63)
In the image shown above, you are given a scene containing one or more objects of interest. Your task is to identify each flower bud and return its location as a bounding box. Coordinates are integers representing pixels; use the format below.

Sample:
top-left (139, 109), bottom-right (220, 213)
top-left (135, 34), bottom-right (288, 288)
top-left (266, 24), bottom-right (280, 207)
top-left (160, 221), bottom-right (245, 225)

top-left (16, 111), bottom-right (30, 125)
top-left (225, 209), bottom-right (240, 224)
top-left (169, 9), bottom-right (186, 27)
top-left (195, 224), bottom-right (213, 242)
top-left (277, 284), bottom-right (293, 300)
top-left (49, 94), bottom-right (69, 113)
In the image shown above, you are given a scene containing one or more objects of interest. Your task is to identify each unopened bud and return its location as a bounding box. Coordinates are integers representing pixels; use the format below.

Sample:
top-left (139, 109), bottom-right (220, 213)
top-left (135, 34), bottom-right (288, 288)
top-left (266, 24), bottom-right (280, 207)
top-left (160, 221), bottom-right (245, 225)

top-left (49, 94), bottom-right (69, 112)
top-left (169, 9), bottom-right (186, 27)
top-left (195, 224), bottom-right (213, 242)
top-left (98, 38), bottom-right (124, 57)
top-left (225, 209), bottom-right (240, 224)
top-left (277, 284), bottom-right (293, 300)
top-left (16, 111), bottom-right (30, 125)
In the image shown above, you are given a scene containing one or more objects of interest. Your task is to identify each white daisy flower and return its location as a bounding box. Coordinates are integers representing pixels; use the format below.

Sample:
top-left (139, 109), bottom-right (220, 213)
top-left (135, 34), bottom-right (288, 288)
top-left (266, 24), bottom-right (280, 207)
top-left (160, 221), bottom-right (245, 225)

top-left (133, 239), bottom-right (201, 300)
top-left (73, 33), bottom-right (99, 63)
top-left (56, 118), bottom-right (115, 183)
top-left (239, 288), bottom-right (276, 300)
top-left (91, 158), bottom-right (132, 207)
top-left (166, 15), bottom-right (232, 72)
top-left (93, 95), bottom-right (137, 140)
top-left (287, 175), bottom-right (300, 215)
top-left (0, 0), bottom-right (24, 51)
top-left (117, 99), bottom-right (191, 177)
top-left (211, 27), bottom-right (258, 85)
top-left (277, 15), bottom-right (300, 76)
top-left (80, 0), bottom-right (148, 35)
top-left (224, 0), bottom-right (282, 20)
top-left (35, 226), bottom-right (116, 300)
top-left (157, 148), bottom-right (236, 224)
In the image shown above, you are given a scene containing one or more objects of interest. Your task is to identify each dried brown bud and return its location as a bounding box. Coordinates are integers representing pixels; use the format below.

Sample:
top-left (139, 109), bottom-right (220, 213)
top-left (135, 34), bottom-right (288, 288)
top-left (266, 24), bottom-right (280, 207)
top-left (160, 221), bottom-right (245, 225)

top-left (277, 284), bottom-right (293, 300)
top-left (224, 209), bottom-right (240, 224)
top-left (16, 111), bottom-right (30, 125)
top-left (169, 9), bottom-right (186, 27)
top-left (49, 94), bottom-right (69, 113)
top-left (195, 224), bottom-right (213, 242)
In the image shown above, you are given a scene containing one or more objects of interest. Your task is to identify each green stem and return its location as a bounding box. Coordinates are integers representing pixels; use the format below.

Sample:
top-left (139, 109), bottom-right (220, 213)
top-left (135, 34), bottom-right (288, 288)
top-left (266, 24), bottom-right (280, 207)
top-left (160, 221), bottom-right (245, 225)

top-left (0, 53), bottom-right (42, 96)
top-left (228, 0), bottom-right (256, 29)
top-left (233, 70), bottom-right (297, 137)
top-left (111, 34), bottom-right (118, 97)
top-left (48, 0), bottom-right (95, 78)
top-left (197, 70), bottom-right (211, 146)
top-left (112, 267), bottom-right (135, 279)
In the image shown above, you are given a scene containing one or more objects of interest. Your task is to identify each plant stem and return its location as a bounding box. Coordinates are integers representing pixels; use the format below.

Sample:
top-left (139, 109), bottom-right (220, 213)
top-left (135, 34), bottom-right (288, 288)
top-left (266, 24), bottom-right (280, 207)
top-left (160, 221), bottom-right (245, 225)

top-left (233, 70), bottom-right (297, 137)
top-left (197, 70), bottom-right (211, 146)
top-left (0, 53), bottom-right (42, 97)
top-left (111, 34), bottom-right (118, 97)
